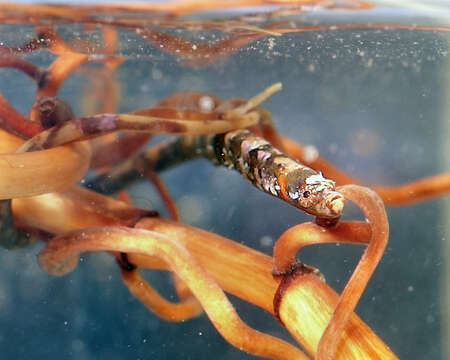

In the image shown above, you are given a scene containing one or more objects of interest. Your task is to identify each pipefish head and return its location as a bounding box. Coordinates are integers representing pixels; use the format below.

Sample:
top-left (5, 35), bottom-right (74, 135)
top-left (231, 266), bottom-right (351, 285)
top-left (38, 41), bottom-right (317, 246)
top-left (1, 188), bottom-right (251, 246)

top-left (285, 172), bottom-right (345, 220)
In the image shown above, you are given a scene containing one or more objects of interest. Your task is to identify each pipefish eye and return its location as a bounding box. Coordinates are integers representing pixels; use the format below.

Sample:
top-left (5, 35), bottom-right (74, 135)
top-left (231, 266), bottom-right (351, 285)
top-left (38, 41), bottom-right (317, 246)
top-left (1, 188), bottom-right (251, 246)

top-left (294, 186), bottom-right (320, 209)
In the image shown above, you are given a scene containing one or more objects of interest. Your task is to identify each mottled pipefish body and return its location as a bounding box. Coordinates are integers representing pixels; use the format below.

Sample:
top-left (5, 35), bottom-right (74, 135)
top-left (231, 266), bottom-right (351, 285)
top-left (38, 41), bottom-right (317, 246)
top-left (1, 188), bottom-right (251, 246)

top-left (88, 129), bottom-right (345, 220)
top-left (205, 129), bottom-right (345, 219)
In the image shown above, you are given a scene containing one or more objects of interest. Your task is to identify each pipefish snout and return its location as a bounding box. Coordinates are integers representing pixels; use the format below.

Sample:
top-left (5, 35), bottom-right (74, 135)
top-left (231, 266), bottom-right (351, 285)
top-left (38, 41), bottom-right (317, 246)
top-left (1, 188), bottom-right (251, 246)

top-left (296, 173), bottom-right (346, 219)
top-left (325, 191), bottom-right (346, 217)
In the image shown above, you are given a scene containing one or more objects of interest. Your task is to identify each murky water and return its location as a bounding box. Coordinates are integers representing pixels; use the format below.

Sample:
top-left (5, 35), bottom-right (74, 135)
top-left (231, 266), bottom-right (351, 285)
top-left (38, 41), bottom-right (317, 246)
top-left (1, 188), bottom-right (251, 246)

top-left (0, 2), bottom-right (449, 359)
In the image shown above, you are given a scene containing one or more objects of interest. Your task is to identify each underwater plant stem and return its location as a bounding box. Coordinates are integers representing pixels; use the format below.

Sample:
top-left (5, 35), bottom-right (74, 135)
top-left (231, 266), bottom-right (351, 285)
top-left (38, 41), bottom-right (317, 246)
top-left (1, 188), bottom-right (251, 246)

top-left (39, 226), bottom-right (308, 360)
top-left (0, 94), bottom-right (42, 138)
top-left (14, 185), bottom-right (397, 359)
top-left (273, 221), bottom-right (371, 274)
top-left (278, 272), bottom-right (394, 359)
top-left (18, 111), bottom-right (260, 152)
top-left (316, 185), bottom-right (389, 360)
top-left (372, 174), bottom-right (450, 205)
top-left (145, 170), bottom-right (179, 221)
top-left (282, 136), bottom-right (450, 205)
top-left (120, 269), bottom-right (203, 322)
top-left (0, 130), bottom-right (91, 199)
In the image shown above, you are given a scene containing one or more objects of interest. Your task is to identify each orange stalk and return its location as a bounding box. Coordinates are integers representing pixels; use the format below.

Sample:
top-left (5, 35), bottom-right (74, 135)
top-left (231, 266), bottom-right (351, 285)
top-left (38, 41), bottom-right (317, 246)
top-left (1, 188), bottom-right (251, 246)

top-left (277, 272), bottom-right (391, 359)
top-left (0, 94), bottom-right (42, 138)
top-left (34, 53), bottom-right (88, 99)
top-left (0, 130), bottom-right (91, 199)
top-left (317, 185), bottom-right (389, 360)
top-left (120, 269), bottom-right (203, 322)
top-left (39, 226), bottom-right (308, 360)
top-left (145, 170), bottom-right (179, 221)
top-left (282, 136), bottom-right (450, 205)
top-left (273, 221), bottom-right (371, 274)
top-left (13, 185), bottom-right (397, 358)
